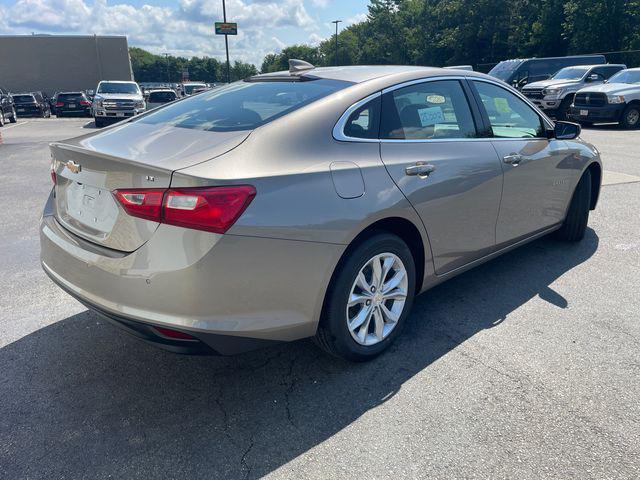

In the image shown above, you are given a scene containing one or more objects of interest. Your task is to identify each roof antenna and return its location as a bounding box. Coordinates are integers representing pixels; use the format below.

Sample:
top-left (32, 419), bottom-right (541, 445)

top-left (289, 59), bottom-right (315, 75)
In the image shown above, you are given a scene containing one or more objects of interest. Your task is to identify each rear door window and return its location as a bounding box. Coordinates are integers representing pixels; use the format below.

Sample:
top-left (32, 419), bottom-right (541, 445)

top-left (381, 80), bottom-right (477, 140)
top-left (139, 79), bottom-right (350, 132)
top-left (13, 95), bottom-right (35, 103)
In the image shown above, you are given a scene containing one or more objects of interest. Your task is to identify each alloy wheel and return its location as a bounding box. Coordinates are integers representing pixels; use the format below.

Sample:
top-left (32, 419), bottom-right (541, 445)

top-left (346, 252), bottom-right (408, 346)
top-left (627, 108), bottom-right (639, 127)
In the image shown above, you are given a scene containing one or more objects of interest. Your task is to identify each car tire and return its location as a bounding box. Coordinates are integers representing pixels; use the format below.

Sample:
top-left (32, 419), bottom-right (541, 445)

top-left (314, 232), bottom-right (416, 362)
top-left (620, 104), bottom-right (640, 129)
top-left (94, 118), bottom-right (104, 128)
top-left (555, 96), bottom-right (573, 121)
top-left (555, 169), bottom-right (592, 242)
top-left (9, 108), bottom-right (17, 123)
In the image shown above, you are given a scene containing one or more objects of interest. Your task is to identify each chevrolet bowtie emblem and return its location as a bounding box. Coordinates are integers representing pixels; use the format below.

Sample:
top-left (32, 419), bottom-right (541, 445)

top-left (65, 160), bottom-right (81, 174)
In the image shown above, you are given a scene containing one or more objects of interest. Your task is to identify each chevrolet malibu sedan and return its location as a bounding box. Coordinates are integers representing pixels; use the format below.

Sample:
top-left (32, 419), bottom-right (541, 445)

top-left (41, 62), bottom-right (602, 361)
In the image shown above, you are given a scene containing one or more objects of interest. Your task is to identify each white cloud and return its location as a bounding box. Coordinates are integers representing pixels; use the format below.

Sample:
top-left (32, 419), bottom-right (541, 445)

top-left (2, 0), bottom-right (318, 65)
top-left (345, 12), bottom-right (367, 26)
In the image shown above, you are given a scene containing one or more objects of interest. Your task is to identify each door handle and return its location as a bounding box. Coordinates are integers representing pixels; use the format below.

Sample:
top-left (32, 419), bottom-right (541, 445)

top-left (405, 163), bottom-right (436, 177)
top-left (503, 154), bottom-right (524, 166)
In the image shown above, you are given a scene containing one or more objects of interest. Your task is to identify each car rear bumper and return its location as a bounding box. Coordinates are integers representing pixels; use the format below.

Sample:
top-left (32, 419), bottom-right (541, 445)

top-left (568, 103), bottom-right (625, 123)
top-left (15, 105), bottom-right (42, 115)
top-left (40, 189), bottom-right (343, 354)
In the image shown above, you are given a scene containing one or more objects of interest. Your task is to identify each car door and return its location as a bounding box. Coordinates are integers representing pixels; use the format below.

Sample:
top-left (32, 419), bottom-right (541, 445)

top-left (379, 78), bottom-right (503, 274)
top-left (470, 79), bottom-right (574, 246)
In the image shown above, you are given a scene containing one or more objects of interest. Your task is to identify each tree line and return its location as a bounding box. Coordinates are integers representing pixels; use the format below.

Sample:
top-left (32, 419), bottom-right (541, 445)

top-left (129, 47), bottom-right (257, 83)
top-left (130, 0), bottom-right (640, 82)
top-left (262, 0), bottom-right (640, 73)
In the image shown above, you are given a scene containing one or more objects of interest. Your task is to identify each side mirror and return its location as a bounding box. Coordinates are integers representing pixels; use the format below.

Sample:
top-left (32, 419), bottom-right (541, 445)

top-left (554, 121), bottom-right (581, 140)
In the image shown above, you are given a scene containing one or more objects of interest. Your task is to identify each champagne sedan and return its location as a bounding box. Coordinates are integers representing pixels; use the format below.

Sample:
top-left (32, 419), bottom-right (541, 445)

top-left (41, 61), bottom-right (602, 361)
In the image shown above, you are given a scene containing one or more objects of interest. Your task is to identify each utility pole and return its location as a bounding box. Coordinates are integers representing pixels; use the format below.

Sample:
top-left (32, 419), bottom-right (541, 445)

top-left (331, 20), bottom-right (342, 66)
top-left (163, 53), bottom-right (170, 82)
top-left (223, 0), bottom-right (231, 83)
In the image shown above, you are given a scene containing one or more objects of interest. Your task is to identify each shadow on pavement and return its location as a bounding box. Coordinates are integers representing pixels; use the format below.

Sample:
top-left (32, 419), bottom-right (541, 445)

top-left (0, 230), bottom-right (598, 479)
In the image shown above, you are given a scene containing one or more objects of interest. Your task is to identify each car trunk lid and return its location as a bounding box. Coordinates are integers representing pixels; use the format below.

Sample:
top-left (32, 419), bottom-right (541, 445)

top-left (51, 122), bottom-right (250, 252)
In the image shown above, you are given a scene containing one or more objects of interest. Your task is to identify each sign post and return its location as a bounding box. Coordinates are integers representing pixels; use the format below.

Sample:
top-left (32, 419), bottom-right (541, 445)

top-left (215, 0), bottom-right (237, 84)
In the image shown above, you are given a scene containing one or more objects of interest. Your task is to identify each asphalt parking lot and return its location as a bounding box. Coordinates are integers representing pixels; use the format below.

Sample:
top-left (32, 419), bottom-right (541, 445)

top-left (1, 118), bottom-right (639, 479)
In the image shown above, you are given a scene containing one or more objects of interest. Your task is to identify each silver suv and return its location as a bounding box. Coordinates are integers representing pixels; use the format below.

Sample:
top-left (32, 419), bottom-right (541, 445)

top-left (522, 64), bottom-right (625, 119)
top-left (92, 81), bottom-right (146, 128)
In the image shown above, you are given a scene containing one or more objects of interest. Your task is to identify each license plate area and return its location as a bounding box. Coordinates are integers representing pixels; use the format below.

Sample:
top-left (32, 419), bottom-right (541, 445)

top-left (580, 110), bottom-right (589, 116)
top-left (65, 182), bottom-right (118, 233)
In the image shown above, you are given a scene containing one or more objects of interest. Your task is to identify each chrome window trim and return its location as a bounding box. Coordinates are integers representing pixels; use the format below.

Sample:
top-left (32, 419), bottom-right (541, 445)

top-left (333, 75), bottom-right (555, 144)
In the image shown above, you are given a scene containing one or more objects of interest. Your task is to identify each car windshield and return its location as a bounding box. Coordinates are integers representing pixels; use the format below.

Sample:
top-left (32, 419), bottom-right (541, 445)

top-left (551, 66), bottom-right (589, 80)
top-left (488, 61), bottom-right (522, 81)
top-left (13, 95), bottom-right (35, 103)
top-left (138, 78), bottom-right (351, 132)
top-left (97, 83), bottom-right (140, 94)
top-left (608, 70), bottom-right (640, 84)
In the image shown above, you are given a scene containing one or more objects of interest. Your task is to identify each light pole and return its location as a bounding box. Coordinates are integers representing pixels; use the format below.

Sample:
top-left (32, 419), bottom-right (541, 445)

top-left (163, 53), bottom-right (170, 83)
top-left (222, 0), bottom-right (231, 83)
top-left (331, 20), bottom-right (342, 66)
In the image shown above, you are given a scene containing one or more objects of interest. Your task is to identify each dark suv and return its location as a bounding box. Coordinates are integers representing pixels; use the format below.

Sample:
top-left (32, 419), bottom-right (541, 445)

top-left (0, 85), bottom-right (18, 126)
top-left (12, 92), bottom-right (51, 118)
top-left (55, 92), bottom-right (92, 117)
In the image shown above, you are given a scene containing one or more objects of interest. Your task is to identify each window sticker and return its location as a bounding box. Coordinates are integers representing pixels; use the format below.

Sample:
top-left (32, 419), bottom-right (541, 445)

top-left (494, 97), bottom-right (511, 114)
top-left (417, 107), bottom-right (445, 127)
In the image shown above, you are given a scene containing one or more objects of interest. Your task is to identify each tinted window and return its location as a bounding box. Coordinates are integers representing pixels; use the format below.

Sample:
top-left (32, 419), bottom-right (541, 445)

top-left (593, 66), bottom-right (624, 79)
top-left (488, 61), bottom-right (523, 81)
top-left (97, 83), bottom-right (140, 94)
top-left (474, 81), bottom-right (545, 138)
top-left (184, 84), bottom-right (206, 95)
top-left (343, 97), bottom-right (380, 139)
top-left (139, 79), bottom-right (349, 132)
top-left (12, 95), bottom-right (35, 103)
top-left (381, 80), bottom-right (476, 140)
top-left (148, 91), bottom-right (177, 103)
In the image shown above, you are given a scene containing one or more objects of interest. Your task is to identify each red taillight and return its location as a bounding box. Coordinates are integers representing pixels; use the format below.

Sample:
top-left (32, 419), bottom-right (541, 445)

top-left (51, 169), bottom-right (56, 185)
top-left (112, 186), bottom-right (256, 233)
top-left (163, 186), bottom-right (256, 233)
top-left (154, 326), bottom-right (196, 340)
top-left (56, 102), bottom-right (64, 107)
top-left (113, 189), bottom-right (165, 222)
top-left (80, 100), bottom-right (91, 106)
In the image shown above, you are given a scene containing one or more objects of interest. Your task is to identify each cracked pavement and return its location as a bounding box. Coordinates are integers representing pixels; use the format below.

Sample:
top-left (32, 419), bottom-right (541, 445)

top-left (0, 119), bottom-right (639, 479)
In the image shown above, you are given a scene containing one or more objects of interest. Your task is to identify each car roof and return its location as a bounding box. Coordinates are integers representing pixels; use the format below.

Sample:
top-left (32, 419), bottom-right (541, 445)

top-left (253, 65), bottom-right (491, 84)
top-left (98, 80), bottom-right (137, 84)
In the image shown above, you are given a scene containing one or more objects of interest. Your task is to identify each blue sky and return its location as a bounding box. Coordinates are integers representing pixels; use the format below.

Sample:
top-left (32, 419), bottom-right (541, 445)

top-left (0, 0), bottom-right (369, 65)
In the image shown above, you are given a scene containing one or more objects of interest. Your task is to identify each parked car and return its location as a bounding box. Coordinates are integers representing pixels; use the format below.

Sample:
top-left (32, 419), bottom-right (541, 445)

top-left (92, 80), bottom-right (146, 128)
top-left (12, 91), bottom-right (51, 118)
top-left (489, 55), bottom-right (606, 89)
top-left (146, 89), bottom-right (178, 109)
top-left (0, 85), bottom-right (18, 126)
top-left (568, 67), bottom-right (640, 129)
top-left (183, 82), bottom-right (207, 96)
top-left (42, 62), bottom-right (602, 361)
top-left (522, 64), bottom-right (626, 120)
top-left (55, 92), bottom-right (92, 117)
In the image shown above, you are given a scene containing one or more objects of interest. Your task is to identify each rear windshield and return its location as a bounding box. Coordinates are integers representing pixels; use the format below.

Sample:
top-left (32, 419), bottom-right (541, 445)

top-left (59, 93), bottom-right (85, 101)
top-left (97, 83), bottom-right (140, 94)
top-left (138, 79), bottom-right (350, 132)
top-left (13, 95), bottom-right (35, 103)
top-left (148, 91), bottom-right (176, 102)
top-left (184, 84), bottom-right (206, 95)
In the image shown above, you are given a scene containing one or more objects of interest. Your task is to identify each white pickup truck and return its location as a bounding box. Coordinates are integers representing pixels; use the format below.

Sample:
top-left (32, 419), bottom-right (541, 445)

top-left (92, 81), bottom-right (146, 128)
top-left (568, 68), bottom-right (640, 129)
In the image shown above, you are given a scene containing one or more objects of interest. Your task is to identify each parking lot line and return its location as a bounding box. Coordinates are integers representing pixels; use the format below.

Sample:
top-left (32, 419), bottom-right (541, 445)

top-left (1, 120), bottom-right (29, 129)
